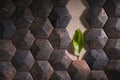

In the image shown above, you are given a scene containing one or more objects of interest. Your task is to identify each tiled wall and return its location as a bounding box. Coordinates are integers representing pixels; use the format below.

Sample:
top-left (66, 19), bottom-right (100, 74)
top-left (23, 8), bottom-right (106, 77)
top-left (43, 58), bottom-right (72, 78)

top-left (0, 0), bottom-right (120, 80)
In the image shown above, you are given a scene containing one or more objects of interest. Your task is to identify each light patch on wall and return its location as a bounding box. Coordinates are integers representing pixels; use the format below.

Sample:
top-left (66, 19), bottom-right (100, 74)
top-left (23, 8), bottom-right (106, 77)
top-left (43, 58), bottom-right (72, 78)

top-left (67, 0), bottom-right (89, 60)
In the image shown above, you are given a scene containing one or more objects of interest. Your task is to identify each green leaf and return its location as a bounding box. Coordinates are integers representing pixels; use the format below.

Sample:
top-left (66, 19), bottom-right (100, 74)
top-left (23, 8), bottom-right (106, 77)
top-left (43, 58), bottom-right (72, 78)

top-left (72, 28), bottom-right (85, 55)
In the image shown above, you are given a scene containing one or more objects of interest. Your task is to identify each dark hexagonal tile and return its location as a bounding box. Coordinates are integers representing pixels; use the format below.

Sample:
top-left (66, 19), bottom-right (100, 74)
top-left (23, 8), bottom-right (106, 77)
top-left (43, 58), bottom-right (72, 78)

top-left (12, 29), bottom-right (35, 50)
top-left (0, 62), bottom-right (16, 80)
top-left (11, 8), bottom-right (34, 29)
top-left (12, 50), bottom-right (35, 72)
top-left (85, 49), bottom-right (109, 70)
top-left (30, 61), bottom-right (54, 80)
top-left (51, 0), bottom-right (70, 7)
top-left (87, 0), bottom-right (106, 7)
top-left (49, 7), bottom-right (71, 28)
top-left (104, 17), bottom-right (120, 39)
top-left (104, 0), bottom-right (120, 17)
top-left (0, 0), bottom-right (16, 18)
top-left (85, 7), bottom-right (108, 28)
top-left (86, 28), bottom-right (108, 49)
top-left (0, 18), bottom-right (16, 39)
top-left (104, 39), bottom-right (120, 60)
top-left (30, 0), bottom-right (53, 17)
top-left (68, 60), bottom-right (90, 80)
top-left (13, 72), bottom-right (33, 80)
top-left (87, 70), bottom-right (108, 80)
top-left (31, 39), bottom-right (54, 60)
top-left (105, 60), bottom-right (120, 80)
top-left (0, 40), bottom-right (16, 61)
top-left (30, 18), bottom-right (53, 39)
top-left (12, 0), bottom-right (32, 8)
top-left (49, 50), bottom-right (72, 71)
top-left (50, 71), bottom-right (71, 80)
top-left (49, 29), bottom-right (71, 49)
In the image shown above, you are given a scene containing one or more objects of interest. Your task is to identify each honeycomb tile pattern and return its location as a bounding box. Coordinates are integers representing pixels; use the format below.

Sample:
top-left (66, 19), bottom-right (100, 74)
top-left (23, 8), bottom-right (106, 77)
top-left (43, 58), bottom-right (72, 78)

top-left (0, 0), bottom-right (119, 80)
top-left (86, 0), bottom-right (120, 80)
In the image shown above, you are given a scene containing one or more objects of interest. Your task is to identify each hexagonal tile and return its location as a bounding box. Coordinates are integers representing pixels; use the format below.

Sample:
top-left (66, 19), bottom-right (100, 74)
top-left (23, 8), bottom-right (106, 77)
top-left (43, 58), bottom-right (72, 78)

top-left (68, 60), bottom-right (90, 80)
top-left (31, 39), bottom-right (54, 60)
top-left (50, 71), bottom-right (71, 80)
top-left (85, 7), bottom-right (108, 28)
top-left (49, 29), bottom-right (71, 49)
top-left (105, 60), bottom-right (120, 80)
top-left (0, 18), bottom-right (16, 39)
top-left (0, 40), bottom-right (16, 61)
top-left (30, 0), bottom-right (53, 17)
top-left (104, 17), bottom-right (120, 39)
top-left (104, 0), bottom-right (120, 17)
top-left (86, 28), bottom-right (108, 49)
top-left (49, 7), bottom-right (71, 28)
top-left (12, 0), bottom-right (32, 8)
top-left (0, 0), bottom-right (16, 18)
top-left (87, 70), bottom-right (108, 80)
top-left (13, 72), bottom-right (33, 80)
top-left (0, 62), bottom-right (16, 80)
top-left (11, 8), bottom-right (34, 29)
top-left (49, 50), bottom-right (72, 71)
top-left (51, 0), bottom-right (70, 7)
top-left (104, 39), bottom-right (120, 60)
top-left (12, 50), bottom-right (35, 72)
top-left (87, 0), bottom-right (106, 7)
top-left (30, 61), bottom-right (54, 80)
top-left (85, 49), bottom-right (109, 70)
top-left (30, 18), bottom-right (53, 39)
top-left (12, 29), bottom-right (35, 50)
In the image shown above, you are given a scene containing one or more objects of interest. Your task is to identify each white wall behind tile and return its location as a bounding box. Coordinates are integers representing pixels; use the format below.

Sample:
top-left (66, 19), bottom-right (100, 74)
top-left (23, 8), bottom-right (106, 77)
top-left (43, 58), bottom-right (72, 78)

top-left (67, 0), bottom-right (89, 59)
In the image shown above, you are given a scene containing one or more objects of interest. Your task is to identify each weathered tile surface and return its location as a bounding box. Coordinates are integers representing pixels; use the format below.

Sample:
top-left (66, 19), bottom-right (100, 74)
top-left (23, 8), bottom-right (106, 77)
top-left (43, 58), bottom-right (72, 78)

top-left (0, 40), bottom-right (16, 61)
top-left (30, 61), bottom-right (54, 80)
top-left (85, 49), bottom-right (109, 70)
top-left (12, 50), bottom-right (35, 72)
top-left (49, 7), bottom-right (71, 28)
top-left (49, 50), bottom-right (72, 71)
top-left (30, 18), bottom-right (53, 39)
top-left (31, 39), bottom-right (54, 60)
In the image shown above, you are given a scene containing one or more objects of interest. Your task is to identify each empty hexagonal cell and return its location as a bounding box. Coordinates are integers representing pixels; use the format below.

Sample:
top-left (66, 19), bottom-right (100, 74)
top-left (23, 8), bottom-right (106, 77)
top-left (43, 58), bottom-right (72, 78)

top-left (87, 70), bottom-right (108, 80)
top-left (104, 17), bottom-right (120, 39)
top-left (49, 7), bottom-right (71, 28)
top-left (30, 61), bottom-right (54, 80)
top-left (12, 0), bottom-right (32, 8)
top-left (86, 28), bottom-right (108, 49)
top-left (68, 60), bottom-right (90, 80)
top-left (49, 28), bottom-right (71, 49)
top-left (30, 18), bottom-right (53, 39)
top-left (0, 0), bottom-right (16, 18)
top-left (49, 50), bottom-right (72, 71)
top-left (30, 0), bottom-right (53, 17)
top-left (50, 71), bottom-right (71, 80)
top-left (31, 39), bottom-right (54, 60)
top-left (0, 40), bottom-right (16, 61)
top-left (104, 0), bottom-right (120, 17)
top-left (0, 18), bottom-right (16, 39)
top-left (11, 8), bottom-right (34, 29)
top-left (104, 39), bottom-right (120, 60)
top-left (0, 62), bottom-right (16, 80)
top-left (85, 7), bottom-right (108, 28)
top-left (51, 0), bottom-right (70, 7)
top-left (85, 49), bottom-right (109, 70)
top-left (12, 29), bottom-right (35, 50)
top-left (12, 50), bottom-right (35, 72)
top-left (87, 0), bottom-right (106, 7)
top-left (105, 60), bottom-right (120, 80)
top-left (13, 72), bottom-right (33, 80)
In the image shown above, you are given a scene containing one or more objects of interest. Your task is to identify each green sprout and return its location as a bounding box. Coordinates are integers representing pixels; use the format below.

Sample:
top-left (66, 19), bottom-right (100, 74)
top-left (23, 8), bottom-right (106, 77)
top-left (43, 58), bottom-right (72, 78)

top-left (72, 28), bottom-right (85, 59)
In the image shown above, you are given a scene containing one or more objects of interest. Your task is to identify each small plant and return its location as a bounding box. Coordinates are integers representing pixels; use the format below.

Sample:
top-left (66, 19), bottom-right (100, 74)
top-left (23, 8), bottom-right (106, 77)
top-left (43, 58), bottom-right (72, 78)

top-left (72, 28), bottom-right (85, 59)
